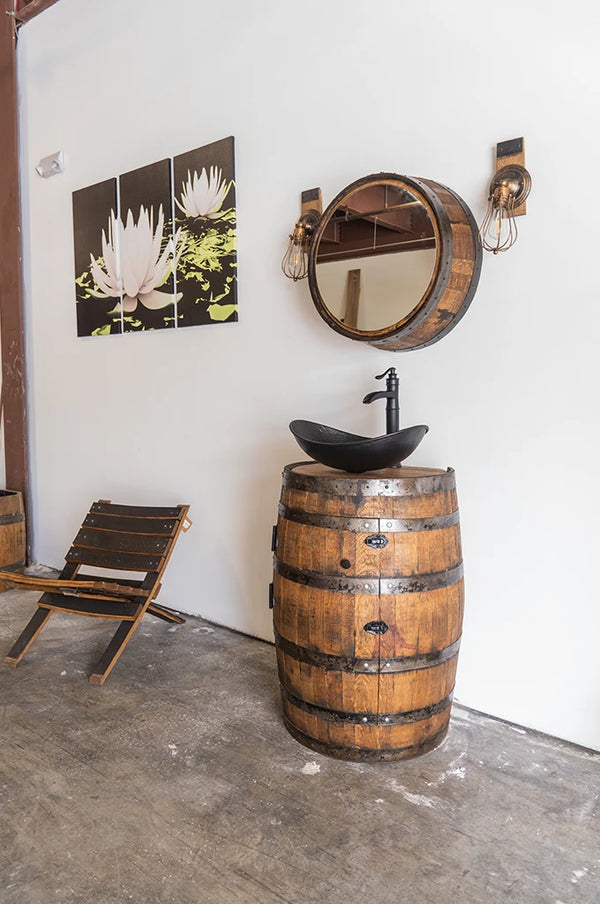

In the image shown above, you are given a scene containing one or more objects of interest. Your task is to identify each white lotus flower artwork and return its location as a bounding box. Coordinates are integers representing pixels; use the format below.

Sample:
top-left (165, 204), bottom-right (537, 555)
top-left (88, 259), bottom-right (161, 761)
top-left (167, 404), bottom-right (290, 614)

top-left (89, 205), bottom-right (183, 312)
top-left (175, 167), bottom-right (232, 219)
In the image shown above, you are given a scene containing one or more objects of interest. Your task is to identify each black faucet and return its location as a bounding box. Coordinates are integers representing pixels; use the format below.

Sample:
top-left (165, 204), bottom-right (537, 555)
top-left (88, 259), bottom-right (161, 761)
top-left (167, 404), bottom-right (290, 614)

top-left (363, 367), bottom-right (399, 435)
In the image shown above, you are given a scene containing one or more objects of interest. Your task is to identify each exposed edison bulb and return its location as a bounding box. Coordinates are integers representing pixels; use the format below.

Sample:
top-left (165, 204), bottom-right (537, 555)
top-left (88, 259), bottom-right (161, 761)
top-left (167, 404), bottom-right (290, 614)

top-left (289, 240), bottom-right (304, 274)
top-left (281, 210), bottom-right (321, 281)
top-left (478, 164), bottom-right (531, 254)
top-left (483, 205), bottom-right (516, 254)
top-left (281, 232), bottom-right (308, 281)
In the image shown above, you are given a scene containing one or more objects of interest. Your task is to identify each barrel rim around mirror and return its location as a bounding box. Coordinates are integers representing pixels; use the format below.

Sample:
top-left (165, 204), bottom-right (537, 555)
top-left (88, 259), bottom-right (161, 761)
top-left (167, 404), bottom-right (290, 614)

top-left (307, 172), bottom-right (454, 342)
top-left (307, 172), bottom-right (483, 351)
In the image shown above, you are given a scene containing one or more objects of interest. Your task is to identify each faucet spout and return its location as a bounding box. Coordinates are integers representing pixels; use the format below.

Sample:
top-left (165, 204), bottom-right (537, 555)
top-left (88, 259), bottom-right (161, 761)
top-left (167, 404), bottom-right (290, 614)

top-left (362, 390), bottom-right (392, 405)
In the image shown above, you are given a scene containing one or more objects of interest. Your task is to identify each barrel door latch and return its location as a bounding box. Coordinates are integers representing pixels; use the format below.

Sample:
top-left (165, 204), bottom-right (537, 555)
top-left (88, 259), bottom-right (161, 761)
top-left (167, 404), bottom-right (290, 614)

top-left (363, 620), bottom-right (389, 635)
top-left (269, 583), bottom-right (276, 609)
top-left (364, 534), bottom-right (388, 549)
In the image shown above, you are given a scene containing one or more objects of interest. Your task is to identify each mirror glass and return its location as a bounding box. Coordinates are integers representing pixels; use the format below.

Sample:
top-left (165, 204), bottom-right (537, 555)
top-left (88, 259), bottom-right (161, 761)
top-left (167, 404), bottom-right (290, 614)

top-left (313, 181), bottom-right (437, 333)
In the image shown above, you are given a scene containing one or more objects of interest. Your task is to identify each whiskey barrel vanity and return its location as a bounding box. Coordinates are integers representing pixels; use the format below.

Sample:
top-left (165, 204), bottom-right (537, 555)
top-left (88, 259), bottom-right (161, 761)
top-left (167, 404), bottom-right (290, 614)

top-left (271, 462), bottom-right (464, 761)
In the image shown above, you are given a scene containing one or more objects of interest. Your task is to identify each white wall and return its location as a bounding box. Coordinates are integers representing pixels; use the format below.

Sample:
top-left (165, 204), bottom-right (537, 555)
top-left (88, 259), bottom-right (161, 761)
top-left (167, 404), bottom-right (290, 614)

top-left (17, 0), bottom-right (600, 749)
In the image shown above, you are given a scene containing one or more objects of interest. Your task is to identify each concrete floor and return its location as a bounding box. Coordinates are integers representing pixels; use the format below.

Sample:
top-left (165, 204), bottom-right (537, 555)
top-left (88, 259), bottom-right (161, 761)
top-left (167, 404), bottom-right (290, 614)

top-left (0, 590), bottom-right (598, 904)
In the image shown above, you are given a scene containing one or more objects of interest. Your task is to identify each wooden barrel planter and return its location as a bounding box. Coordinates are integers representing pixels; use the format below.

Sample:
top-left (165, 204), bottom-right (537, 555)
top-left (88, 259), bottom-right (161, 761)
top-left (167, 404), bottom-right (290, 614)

top-left (0, 490), bottom-right (26, 592)
top-left (271, 463), bottom-right (464, 761)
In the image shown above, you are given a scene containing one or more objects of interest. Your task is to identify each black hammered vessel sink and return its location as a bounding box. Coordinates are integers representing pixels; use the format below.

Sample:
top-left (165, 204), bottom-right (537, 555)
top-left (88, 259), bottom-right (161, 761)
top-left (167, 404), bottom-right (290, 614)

top-left (289, 420), bottom-right (429, 473)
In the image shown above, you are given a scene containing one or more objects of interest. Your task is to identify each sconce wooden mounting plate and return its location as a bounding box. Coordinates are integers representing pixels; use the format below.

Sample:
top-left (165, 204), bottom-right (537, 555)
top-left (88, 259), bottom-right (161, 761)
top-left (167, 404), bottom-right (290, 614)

top-left (307, 173), bottom-right (482, 352)
top-left (301, 187), bottom-right (322, 218)
top-left (496, 137), bottom-right (527, 217)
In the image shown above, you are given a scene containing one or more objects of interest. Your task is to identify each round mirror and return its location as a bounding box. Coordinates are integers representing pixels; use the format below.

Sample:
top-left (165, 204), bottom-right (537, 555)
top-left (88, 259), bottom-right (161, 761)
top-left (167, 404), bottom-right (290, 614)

top-left (307, 173), bottom-right (482, 351)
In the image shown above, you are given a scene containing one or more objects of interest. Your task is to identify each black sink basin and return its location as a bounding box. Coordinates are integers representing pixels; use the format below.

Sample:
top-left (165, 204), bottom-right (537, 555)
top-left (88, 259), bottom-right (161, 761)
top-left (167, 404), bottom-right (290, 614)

top-left (289, 420), bottom-right (429, 473)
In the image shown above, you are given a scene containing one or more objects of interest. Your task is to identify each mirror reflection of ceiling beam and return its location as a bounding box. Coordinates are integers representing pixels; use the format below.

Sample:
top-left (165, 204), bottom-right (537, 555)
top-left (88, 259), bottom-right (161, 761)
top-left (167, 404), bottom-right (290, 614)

top-left (317, 236), bottom-right (436, 262)
top-left (335, 201), bottom-right (422, 230)
top-left (318, 212), bottom-right (435, 261)
top-left (317, 182), bottom-right (435, 263)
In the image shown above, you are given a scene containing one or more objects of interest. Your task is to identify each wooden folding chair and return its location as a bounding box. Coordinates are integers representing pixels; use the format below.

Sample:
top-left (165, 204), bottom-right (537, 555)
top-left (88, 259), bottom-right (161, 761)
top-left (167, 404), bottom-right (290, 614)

top-left (0, 500), bottom-right (191, 684)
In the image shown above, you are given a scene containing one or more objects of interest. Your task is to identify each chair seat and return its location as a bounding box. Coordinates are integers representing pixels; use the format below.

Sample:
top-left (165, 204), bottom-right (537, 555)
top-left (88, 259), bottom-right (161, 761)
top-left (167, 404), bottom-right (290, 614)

top-left (2, 500), bottom-right (191, 683)
top-left (39, 592), bottom-right (140, 620)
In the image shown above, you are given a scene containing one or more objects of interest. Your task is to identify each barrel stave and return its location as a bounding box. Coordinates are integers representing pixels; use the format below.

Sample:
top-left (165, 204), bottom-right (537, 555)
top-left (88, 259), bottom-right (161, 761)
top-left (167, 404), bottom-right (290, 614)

top-left (277, 649), bottom-right (380, 714)
top-left (378, 658), bottom-right (458, 714)
top-left (379, 582), bottom-right (464, 659)
top-left (282, 483), bottom-right (458, 521)
top-left (273, 578), bottom-right (380, 660)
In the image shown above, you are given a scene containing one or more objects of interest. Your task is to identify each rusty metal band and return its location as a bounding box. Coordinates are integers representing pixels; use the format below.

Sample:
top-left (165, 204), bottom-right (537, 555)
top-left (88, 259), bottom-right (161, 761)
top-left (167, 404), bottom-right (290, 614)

top-left (280, 683), bottom-right (453, 726)
top-left (282, 463), bottom-right (456, 498)
top-left (278, 503), bottom-right (460, 533)
top-left (0, 512), bottom-right (25, 525)
top-left (273, 559), bottom-right (464, 594)
top-left (274, 628), bottom-right (461, 674)
top-left (0, 558), bottom-right (26, 572)
top-left (282, 717), bottom-right (449, 762)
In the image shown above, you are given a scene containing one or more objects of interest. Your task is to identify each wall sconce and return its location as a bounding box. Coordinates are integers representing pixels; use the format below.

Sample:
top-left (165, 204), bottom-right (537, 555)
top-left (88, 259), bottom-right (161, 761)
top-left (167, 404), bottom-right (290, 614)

top-left (479, 138), bottom-right (531, 254)
top-left (281, 188), bottom-right (322, 281)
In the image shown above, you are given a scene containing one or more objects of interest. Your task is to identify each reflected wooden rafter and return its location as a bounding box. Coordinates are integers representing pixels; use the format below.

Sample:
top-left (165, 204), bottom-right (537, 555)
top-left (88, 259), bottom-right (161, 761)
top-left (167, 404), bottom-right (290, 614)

top-left (343, 269), bottom-right (361, 329)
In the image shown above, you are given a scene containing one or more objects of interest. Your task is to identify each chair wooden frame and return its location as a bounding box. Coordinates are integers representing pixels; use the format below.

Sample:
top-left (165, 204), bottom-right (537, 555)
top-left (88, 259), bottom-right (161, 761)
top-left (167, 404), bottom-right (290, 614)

top-left (0, 500), bottom-right (191, 684)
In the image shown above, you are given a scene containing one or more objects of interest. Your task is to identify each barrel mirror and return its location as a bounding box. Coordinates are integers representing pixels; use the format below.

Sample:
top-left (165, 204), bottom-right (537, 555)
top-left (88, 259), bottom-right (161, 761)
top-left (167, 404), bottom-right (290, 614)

top-left (307, 173), bottom-right (482, 351)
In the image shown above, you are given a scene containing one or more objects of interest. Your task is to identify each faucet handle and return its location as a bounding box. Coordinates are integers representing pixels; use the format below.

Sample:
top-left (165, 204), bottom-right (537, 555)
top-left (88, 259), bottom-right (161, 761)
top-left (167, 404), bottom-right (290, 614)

top-left (375, 367), bottom-right (397, 381)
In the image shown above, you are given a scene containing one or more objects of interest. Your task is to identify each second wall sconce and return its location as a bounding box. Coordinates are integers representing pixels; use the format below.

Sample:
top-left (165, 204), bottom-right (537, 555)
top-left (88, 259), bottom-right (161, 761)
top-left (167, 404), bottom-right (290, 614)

top-left (479, 137), bottom-right (532, 254)
top-left (281, 188), bottom-right (322, 281)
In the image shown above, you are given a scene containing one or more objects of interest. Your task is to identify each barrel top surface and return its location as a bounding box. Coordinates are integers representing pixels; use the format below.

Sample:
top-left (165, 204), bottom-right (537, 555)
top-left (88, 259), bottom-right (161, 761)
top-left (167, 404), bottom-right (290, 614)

top-left (281, 461), bottom-right (457, 497)
top-left (287, 462), bottom-right (449, 480)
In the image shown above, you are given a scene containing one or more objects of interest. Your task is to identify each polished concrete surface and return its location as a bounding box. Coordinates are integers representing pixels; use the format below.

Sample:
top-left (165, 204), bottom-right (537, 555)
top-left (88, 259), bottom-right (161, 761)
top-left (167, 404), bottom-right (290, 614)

top-left (0, 589), bottom-right (598, 904)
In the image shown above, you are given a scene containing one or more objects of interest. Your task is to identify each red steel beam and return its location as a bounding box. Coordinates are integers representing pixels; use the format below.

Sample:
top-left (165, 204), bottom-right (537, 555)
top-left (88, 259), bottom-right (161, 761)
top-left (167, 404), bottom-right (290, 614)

top-left (15, 0), bottom-right (60, 24)
top-left (0, 2), bottom-right (29, 547)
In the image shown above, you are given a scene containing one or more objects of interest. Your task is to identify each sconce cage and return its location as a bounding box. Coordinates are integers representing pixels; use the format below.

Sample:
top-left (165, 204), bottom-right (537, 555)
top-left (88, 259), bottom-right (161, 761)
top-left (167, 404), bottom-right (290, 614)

top-left (479, 163), bottom-right (532, 254)
top-left (281, 209), bottom-right (321, 282)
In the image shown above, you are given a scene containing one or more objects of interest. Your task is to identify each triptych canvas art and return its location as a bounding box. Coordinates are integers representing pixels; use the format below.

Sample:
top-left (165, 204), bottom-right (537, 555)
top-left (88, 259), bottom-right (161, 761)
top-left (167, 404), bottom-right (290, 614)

top-left (73, 136), bottom-right (237, 336)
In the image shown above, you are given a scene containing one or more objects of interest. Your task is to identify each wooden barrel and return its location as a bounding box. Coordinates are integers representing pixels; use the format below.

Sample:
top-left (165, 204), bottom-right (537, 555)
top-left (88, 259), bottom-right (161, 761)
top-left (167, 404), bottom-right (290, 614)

top-left (0, 490), bottom-right (25, 592)
top-left (272, 462), bottom-right (464, 762)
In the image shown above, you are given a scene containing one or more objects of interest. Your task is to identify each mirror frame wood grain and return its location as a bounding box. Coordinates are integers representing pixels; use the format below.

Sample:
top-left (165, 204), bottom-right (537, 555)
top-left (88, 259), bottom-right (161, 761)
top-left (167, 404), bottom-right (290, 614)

top-left (307, 173), bottom-right (482, 351)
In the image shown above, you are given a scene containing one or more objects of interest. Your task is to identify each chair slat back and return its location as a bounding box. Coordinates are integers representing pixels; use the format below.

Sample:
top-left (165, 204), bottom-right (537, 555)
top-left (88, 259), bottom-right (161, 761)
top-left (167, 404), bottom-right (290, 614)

top-left (65, 502), bottom-right (189, 575)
